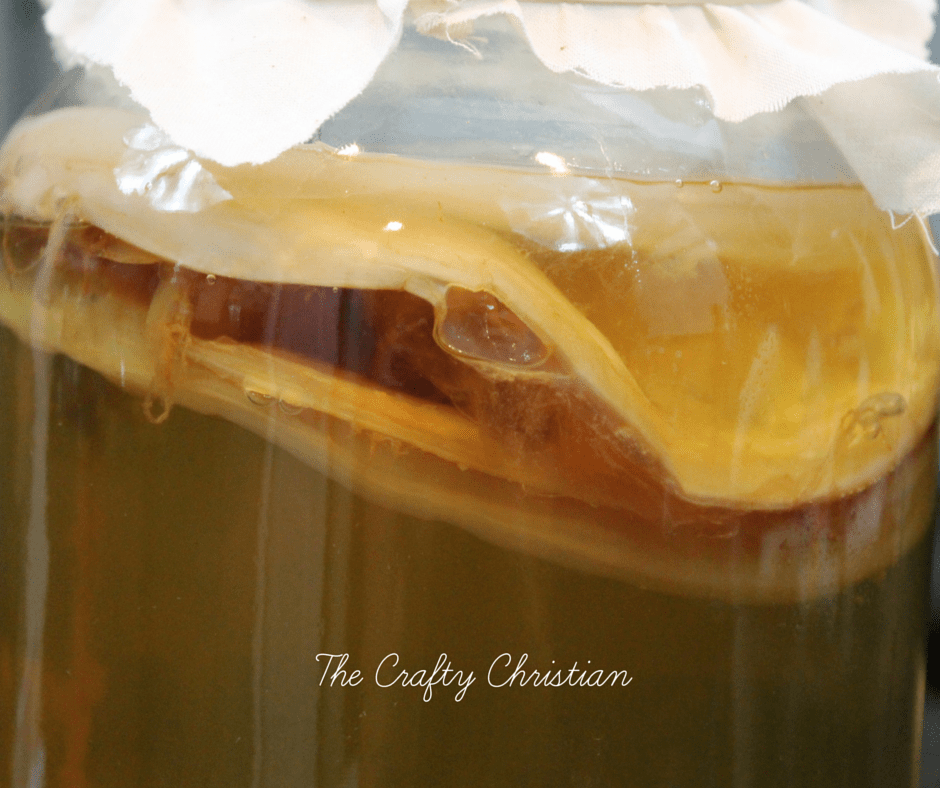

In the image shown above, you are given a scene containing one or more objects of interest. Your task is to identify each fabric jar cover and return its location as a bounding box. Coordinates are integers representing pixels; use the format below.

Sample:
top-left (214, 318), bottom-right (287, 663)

top-left (40, 0), bottom-right (940, 215)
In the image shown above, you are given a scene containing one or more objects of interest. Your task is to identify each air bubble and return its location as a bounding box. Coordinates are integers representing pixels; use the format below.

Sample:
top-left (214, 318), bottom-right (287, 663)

top-left (206, 274), bottom-right (216, 284)
top-left (841, 391), bottom-right (906, 443)
top-left (143, 392), bottom-right (172, 424)
top-left (710, 180), bottom-right (723, 193)
top-left (435, 286), bottom-right (551, 368)
top-left (277, 399), bottom-right (304, 416)
top-left (857, 391), bottom-right (906, 426)
top-left (674, 179), bottom-right (684, 189)
top-left (246, 389), bottom-right (274, 406)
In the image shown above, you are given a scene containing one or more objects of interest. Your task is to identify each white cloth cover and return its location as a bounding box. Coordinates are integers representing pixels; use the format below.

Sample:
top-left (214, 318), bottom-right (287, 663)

top-left (40, 0), bottom-right (940, 214)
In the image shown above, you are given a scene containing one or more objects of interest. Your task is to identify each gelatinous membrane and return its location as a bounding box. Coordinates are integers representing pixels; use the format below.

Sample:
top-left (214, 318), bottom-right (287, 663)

top-left (1, 102), bottom-right (939, 788)
top-left (0, 106), bottom-right (938, 602)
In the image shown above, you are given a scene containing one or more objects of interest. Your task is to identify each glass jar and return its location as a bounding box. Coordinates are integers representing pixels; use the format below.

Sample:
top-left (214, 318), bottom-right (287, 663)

top-left (1, 12), bottom-right (938, 788)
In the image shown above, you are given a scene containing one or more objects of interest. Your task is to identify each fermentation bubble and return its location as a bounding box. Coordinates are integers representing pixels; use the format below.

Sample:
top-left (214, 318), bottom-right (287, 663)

top-left (277, 399), bottom-right (304, 416)
top-left (143, 392), bottom-right (172, 424)
top-left (246, 389), bottom-right (274, 406)
top-left (434, 287), bottom-right (551, 367)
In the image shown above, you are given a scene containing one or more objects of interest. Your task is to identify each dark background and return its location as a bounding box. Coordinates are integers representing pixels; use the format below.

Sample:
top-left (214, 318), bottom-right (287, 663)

top-left (3, 0), bottom-right (940, 783)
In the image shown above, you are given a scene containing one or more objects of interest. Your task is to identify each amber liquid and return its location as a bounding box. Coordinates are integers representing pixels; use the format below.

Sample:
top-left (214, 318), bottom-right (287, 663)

top-left (0, 172), bottom-right (938, 787)
top-left (0, 327), bottom-right (934, 788)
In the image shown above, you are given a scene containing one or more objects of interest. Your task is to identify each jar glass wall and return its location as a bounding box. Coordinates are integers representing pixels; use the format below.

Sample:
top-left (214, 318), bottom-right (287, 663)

top-left (1, 14), bottom-right (939, 788)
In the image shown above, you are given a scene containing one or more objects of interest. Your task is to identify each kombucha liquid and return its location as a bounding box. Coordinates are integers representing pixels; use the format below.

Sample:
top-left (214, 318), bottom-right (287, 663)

top-left (0, 109), bottom-right (939, 787)
top-left (0, 328), bottom-right (935, 788)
